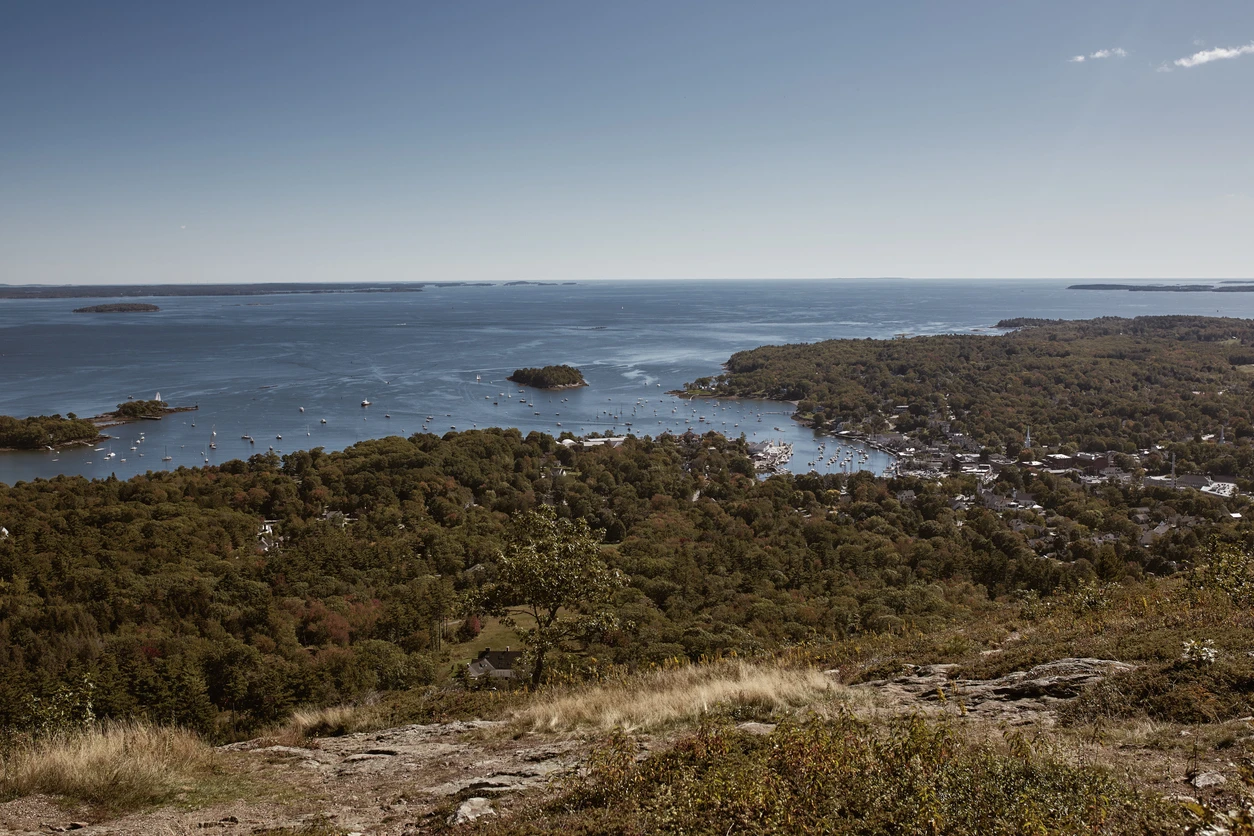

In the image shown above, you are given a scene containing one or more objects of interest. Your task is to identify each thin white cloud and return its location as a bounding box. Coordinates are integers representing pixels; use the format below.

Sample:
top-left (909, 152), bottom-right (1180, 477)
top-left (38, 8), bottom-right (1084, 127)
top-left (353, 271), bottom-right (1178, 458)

top-left (1069, 47), bottom-right (1128, 63)
top-left (1174, 41), bottom-right (1254, 68)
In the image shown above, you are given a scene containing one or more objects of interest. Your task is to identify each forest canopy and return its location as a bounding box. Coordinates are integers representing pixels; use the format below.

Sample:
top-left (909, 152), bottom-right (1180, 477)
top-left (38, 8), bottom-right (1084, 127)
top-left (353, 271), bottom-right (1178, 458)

top-left (2, 422), bottom-right (1247, 741)
top-left (0, 414), bottom-right (99, 449)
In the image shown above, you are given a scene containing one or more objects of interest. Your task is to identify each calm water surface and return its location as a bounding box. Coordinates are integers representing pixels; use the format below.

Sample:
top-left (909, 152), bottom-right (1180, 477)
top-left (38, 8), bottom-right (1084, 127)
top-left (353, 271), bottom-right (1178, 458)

top-left (3, 279), bottom-right (1251, 484)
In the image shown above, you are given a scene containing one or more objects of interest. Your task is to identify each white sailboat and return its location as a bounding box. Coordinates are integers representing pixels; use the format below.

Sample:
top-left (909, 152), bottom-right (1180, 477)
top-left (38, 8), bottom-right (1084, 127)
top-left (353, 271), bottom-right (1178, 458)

top-left (209, 426), bottom-right (217, 450)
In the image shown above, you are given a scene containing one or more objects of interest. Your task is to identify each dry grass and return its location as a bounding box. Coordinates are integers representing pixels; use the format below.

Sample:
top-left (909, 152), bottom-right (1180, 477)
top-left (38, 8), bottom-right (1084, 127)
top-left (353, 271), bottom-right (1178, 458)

top-left (0, 721), bottom-right (216, 812)
top-left (514, 660), bottom-right (841, 733)
top-left (265, 703), bottom-right (384, 747)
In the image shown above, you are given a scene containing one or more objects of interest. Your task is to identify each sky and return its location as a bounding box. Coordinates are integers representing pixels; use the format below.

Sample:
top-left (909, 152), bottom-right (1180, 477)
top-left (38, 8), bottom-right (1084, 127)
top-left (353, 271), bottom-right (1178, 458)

top-left (2, 1), bottom-right (1253, 284)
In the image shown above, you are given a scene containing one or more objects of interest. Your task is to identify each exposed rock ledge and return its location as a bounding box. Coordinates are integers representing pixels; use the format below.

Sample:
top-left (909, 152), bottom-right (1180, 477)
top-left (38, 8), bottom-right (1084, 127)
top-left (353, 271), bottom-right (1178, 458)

top-left (848, 657), bottom-right (1136, 724)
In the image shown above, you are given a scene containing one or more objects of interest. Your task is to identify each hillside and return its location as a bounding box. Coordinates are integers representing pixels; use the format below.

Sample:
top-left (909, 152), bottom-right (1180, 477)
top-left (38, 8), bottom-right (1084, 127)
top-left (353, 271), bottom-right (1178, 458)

top-left (2, 578), bottom-right (1251, 833)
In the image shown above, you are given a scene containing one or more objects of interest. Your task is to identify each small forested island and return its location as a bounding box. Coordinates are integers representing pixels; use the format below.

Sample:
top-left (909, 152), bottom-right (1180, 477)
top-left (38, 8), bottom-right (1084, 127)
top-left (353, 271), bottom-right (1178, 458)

top-left (109, 398), bottom-right (172, 419)
top-left (94, 397), bottom-right (198, 425)
top-left (72, 303), bottom-right (161, 313)
top-left (508, 364), bottom-right (587, 388)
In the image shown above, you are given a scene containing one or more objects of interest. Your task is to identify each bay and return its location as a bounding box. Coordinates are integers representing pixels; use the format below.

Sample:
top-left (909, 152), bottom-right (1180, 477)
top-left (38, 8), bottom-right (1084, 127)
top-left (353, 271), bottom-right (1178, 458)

top-left (2, 278), bottom-right (1251, 485)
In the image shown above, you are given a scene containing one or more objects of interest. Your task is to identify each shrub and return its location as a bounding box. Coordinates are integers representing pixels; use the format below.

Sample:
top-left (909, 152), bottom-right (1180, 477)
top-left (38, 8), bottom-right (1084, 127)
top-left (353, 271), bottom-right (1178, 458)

top-left (1062, 659), bottom-right (1254, 725)
top-left (457, 615), bottom-right (483, 643)
top-left (1190, 543), bottom-right (1254, 607)
top-left (470, 715), bottom-right (1186, 835)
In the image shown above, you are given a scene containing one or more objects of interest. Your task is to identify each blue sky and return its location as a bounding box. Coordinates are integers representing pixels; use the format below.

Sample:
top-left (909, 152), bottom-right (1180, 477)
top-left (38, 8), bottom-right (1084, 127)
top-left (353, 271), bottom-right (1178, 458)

top-left (2, 1), bottom-right (1253, 283)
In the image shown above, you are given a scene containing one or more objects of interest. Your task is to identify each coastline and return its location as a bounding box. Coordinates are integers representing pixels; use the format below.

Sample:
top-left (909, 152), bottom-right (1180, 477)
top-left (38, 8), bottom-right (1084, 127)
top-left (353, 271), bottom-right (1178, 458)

top-left (88, 404), bottom-right (199, 429)
top-left (0, 405), bottom-right (199, 454)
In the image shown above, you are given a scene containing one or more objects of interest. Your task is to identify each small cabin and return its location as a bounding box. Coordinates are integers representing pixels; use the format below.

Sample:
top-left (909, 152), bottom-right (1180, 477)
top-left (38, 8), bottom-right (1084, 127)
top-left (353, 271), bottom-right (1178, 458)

top-left (467, 647), bottom-right (523, 679)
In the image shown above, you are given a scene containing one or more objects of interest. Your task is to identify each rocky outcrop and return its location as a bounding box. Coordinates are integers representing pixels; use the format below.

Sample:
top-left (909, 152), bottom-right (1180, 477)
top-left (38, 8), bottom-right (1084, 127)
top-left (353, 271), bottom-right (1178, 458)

top-left (850, 657), bottom-right (1136, 724)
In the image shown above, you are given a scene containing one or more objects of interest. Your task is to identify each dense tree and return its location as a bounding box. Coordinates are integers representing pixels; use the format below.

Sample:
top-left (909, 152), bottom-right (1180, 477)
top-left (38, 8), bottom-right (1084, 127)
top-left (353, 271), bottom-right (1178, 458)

top-left (472, 505), bottom-right (621, 685)
top-left (0, 414), bottom-right (100, 449)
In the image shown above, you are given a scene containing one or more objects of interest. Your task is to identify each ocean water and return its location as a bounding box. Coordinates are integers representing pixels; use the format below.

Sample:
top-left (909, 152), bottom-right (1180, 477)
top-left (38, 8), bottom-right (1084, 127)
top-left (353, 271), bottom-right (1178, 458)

top-left (2, 279), bottom-right (1252, 485)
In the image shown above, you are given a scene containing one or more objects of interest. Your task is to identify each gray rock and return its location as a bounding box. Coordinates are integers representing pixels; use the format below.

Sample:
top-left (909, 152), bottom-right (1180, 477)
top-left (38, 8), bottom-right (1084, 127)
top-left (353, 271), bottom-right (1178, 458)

top-left (852, 658), bottom-right (1135, 722)
top-left (449, 797), bottom-right (494, 825)
top-left (253, 745), bottom-right (324, 758)
top-left (736, 722), bottom-right (777, 735)
top-left (1192, 772), bottom-right (1227, 789)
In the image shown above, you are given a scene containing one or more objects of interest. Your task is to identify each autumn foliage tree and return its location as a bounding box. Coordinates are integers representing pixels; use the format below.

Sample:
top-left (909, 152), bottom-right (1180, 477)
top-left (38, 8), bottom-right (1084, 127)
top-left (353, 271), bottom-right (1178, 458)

top-left (474, 505), bottom-right (621, 686)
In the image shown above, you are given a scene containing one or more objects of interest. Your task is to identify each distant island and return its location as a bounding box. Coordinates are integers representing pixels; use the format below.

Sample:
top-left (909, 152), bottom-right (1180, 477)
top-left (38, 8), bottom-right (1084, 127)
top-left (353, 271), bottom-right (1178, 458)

top-left (1068, 283), bottom-right (1254, 293)
top-left (508, 365), bottom-right (587, 389)
top-left (501, 281), bottom-right (579, 286)
top-left (73, 303), bottom-right (161, 313)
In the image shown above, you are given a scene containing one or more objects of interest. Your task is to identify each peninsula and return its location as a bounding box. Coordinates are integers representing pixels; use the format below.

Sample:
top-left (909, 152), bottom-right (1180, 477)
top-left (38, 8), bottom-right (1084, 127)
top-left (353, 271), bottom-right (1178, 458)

top-left (0, 398), bottom-right (197, 451)
top-left (508, 365), bottom-right (587, 389)
top-left (1068, 283), bottom-right (1254, 292)
top-left (681, 315), bottom-right (1254, 490)
top-left (73, 303), bottom-right (161, 313)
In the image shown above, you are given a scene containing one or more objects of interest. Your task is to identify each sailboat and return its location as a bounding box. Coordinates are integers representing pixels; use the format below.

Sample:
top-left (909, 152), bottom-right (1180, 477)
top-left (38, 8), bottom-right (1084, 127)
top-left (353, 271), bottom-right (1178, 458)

top-left (162, 446), bottom-right (172, 462)
top-left (209, 426), bottom-right (217, 450)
